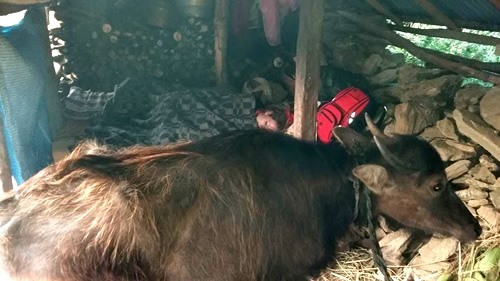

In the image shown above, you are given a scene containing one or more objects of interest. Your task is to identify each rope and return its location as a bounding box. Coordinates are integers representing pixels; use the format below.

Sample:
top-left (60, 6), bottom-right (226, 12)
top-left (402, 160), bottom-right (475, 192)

top-left (363, 185), bottom-right (393, 281)
top-left (348, 139), bottom-right (392, 281)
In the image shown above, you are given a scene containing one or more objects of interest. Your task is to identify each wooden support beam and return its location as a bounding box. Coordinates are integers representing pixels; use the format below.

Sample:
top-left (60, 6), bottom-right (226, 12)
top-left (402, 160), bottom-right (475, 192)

top-left (0, 117), bottom-right (13, 194)
top-left (413, 0), bottom-right (460, 30)
top-left (364, 0), bottom-right (403, 25)
top-left (424, 48), bottom-right (500, 73)
top-left (338, 11), bottom-right (500, 85)
top-left (214, 0), bottom-right (228, 86)
top-left (392, 25), bottom-right (500, 46)
top-left (290, 0), bottom-right (323, 141)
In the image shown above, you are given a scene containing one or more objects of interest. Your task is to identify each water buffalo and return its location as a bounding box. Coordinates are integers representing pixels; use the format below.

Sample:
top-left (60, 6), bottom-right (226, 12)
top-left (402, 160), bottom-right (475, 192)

top-left (0, 115), bottom-right (480, 281)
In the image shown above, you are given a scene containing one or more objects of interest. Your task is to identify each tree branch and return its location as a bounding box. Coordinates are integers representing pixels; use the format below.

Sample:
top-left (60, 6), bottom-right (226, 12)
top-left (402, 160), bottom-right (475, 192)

top-left (392, 25), bottom-right (500, 46)
top-left (337, 11), bottom-right (500, 85)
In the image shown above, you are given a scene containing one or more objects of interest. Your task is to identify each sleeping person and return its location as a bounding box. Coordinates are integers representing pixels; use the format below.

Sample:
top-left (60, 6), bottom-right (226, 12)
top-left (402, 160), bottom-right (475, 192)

top-left (86, 85), bottom-right (293, 147)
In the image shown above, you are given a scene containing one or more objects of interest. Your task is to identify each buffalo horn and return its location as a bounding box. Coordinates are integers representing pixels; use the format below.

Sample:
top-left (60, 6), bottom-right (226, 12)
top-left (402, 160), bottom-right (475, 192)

top-left (364, 114), bottom-right (417, 172)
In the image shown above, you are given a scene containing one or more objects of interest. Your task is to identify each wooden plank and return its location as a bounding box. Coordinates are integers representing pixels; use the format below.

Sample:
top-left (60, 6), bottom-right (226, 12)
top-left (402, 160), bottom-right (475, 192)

top-left (0, 116), bottom-right (13, 194)
top-left (365, 0), bottom-right (404, 25)
top-left (413, 0), bottom-right (460, 30)
top-left (214, 0), bottom-right (229, 86)
top-left (290, 0), bottom-right (323, 141)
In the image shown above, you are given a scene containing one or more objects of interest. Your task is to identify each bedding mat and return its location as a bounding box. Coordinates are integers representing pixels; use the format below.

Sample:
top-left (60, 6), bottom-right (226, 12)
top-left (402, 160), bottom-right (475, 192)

top-left (87, 86), bottom-right (258, 147)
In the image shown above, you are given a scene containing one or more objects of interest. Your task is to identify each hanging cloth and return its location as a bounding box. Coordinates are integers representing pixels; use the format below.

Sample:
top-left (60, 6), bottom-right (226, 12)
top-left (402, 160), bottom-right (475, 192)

top-left (259, 0), bottom-right (298, 46)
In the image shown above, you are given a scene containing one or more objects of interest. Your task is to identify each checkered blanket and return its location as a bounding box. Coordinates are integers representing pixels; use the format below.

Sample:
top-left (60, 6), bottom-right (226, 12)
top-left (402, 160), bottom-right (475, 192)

top-left (87, 87), bottom-right (258, 147)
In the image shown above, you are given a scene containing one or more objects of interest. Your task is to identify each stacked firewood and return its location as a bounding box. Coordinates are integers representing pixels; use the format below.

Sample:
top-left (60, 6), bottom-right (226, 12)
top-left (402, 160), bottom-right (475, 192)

top-left (49, 0), bottom-right (216, 92)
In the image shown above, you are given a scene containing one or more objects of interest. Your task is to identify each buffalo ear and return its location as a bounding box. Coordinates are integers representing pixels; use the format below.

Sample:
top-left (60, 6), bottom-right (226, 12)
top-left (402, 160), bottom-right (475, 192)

top-left (333, 127), bottom-right (370, 157)
top-left (352, 164), bottom-right (388, 195)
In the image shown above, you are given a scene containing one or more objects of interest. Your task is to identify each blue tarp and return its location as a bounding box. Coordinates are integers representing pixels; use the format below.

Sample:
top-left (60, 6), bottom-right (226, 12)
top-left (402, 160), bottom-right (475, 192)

top-left (0, 9), bottom-right (53, 184)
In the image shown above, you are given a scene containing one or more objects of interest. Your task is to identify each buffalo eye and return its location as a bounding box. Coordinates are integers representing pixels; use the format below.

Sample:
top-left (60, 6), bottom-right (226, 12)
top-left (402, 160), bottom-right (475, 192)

top-left (431, 184), bottom-right (443, 192)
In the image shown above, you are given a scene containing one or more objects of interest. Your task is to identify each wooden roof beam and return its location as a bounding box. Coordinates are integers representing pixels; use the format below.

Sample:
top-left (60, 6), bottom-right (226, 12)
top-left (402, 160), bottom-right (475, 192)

top-left (392, 25), bottom-right (500, 46)
top-left (364, 0), bottom-right (404, 25)
top-left (413, 0), bottom-right (460, 30)
top-left (396, 15), bottom-right (500, 32)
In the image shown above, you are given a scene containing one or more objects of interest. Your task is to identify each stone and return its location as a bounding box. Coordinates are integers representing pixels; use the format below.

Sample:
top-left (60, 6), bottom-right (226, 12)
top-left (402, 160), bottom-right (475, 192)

top-left (409, 258), bottom-right (451, 280)
top-left (465, 178), bottom-right (495, 191)
top-left (394, 102), bottom-right (440, 135)
top-left (454, 84), bottom-right (488, 110)
top-left (456, 187), bottom-right (489, 201)
top-left (493, 178), bottom-right (500, 189)
top-left (397, 64), bottom-right (450, 88)
top-left (371, 85), bottom-right (404, 104)
top-left (420, 126), bottom-right (447, 142)
top-left (379, 52), bottom-right (405, 70)
top-left (467, 199), bottom-right (490, 208)
top-left (418, 236), bottom-right (459, 263)
top-left (361, 53), bottom-right (383, 75)
top-left (370, 68), bottom-right (399, 86)
top-left (444, 140), bottom-right (478, 157)
top-left (480, 87), bottom-right (500, 131)
top-left (445, 160), bottom-right (471, 180)
top-left (399, 75), bottom-right (462, 104)
top-left (468, 104), bottom-right (481, 114)
top-left (476, 205), bottom-right (500, 231)
top-left (472, 166), bottom-right (497, 185)
top-left (329, 41), bottom-right (366, 74)
top-left (436, 117), bottom-right (459, 140)
top-left (490, 190), bottom-right (500, 210)
top-left (452, 174), bottom-right (473, 187)
top-left (479, 154), bottom-right (499, 172)
top-left (453, 109), bottom-right (500, 162)
top-left (379, 229), bottom-right (413, 266)
top-left (431, 139), bottom-right (476, 162)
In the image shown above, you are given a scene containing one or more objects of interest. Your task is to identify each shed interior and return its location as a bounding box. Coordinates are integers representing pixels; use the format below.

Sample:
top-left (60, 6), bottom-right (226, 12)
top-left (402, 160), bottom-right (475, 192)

top-left (0, 0), bottom-right (499, 280)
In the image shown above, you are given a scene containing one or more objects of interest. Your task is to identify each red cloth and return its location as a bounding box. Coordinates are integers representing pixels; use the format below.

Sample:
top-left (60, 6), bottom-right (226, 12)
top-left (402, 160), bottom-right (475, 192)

top-left (316, 87), bottom-right (370, 144)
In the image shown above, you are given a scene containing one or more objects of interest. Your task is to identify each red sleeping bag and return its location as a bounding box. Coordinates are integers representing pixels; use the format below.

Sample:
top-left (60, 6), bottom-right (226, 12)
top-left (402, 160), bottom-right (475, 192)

top-left (316, 87), bottom-right (370, 144)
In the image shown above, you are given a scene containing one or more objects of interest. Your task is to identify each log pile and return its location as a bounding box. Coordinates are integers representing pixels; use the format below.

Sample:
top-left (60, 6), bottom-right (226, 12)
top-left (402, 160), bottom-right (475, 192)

top-left (49, 0), bottom-right (216, 92)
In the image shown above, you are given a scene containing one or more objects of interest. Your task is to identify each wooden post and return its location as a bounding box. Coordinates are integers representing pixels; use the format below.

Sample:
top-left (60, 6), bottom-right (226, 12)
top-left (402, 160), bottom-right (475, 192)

top-left (214, 0), bottom-right (228, 86)
top-left (0, 117), bottom-right (13, 194)
top-left (290, 0), bottom-right (323, 141)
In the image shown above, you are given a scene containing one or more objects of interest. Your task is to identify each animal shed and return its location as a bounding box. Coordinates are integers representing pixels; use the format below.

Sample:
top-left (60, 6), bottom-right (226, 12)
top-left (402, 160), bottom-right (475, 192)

top-left (0, 0), bottom-right (499, 280)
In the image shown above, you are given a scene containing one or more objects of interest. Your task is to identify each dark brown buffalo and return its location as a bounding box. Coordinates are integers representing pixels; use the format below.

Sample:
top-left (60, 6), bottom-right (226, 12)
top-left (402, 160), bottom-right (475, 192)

top-left (0, 116), bottom-right (480, 281)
